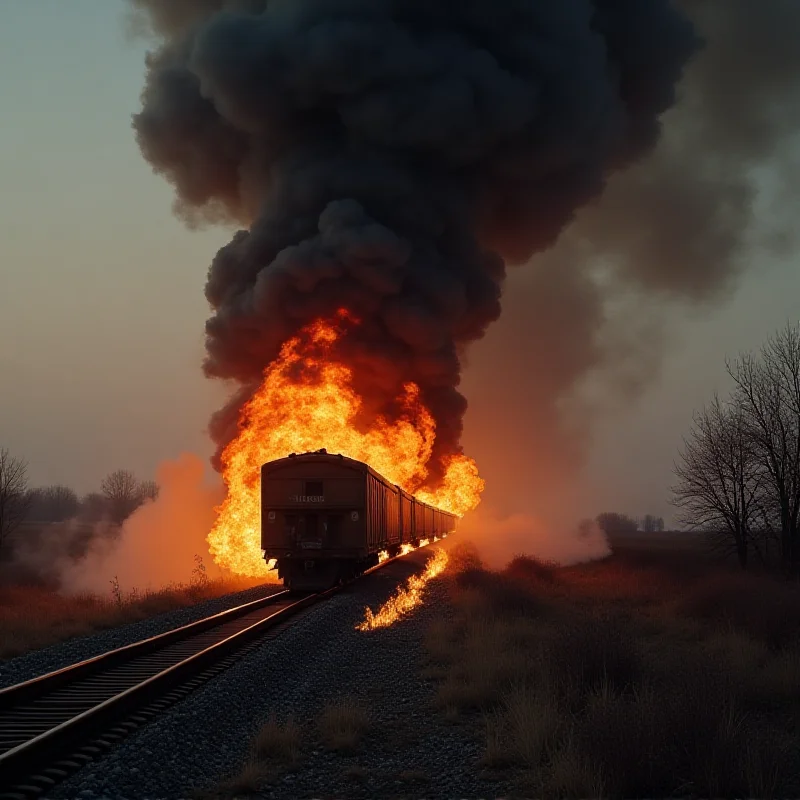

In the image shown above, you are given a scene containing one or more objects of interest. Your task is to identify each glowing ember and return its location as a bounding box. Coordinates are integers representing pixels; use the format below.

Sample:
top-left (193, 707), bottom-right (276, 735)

top-left (357, 549), bottom-right (449, 631)
top-left (208, 313), bottom-right (483, 576)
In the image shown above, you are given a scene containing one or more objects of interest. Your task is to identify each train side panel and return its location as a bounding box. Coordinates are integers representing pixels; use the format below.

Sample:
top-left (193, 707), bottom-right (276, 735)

top-left (261, 451), bottom-right (458, 590)
top-left (386, 484), bottom-right (400, 546)
top-left (421, 504), bottom-right (433, 538)
top-left (365, 472), bottom-right (384, 553)
top-left (365, 471), bottom-right (403, 553)
top-left (399, 491), bottom-right (414, 544)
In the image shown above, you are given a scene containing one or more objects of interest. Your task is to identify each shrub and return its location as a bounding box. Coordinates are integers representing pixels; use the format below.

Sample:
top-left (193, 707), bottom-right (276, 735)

top-left (455, 567), bottom-right (543, 617)
top-left (549, 613), bottom-right (642, 704)
top-left (504, 555), bottom-right (559, 584)
top-left (253, 716), bottom-right (302, 763)
top-left (677, 571), bottom-right (800, 649)
top-left (318, 698), bottom-right (370, 752)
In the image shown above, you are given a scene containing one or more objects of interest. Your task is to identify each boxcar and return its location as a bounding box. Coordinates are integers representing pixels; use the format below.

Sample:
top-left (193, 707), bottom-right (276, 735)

top-left (260, 449), bottom-right (457, 590)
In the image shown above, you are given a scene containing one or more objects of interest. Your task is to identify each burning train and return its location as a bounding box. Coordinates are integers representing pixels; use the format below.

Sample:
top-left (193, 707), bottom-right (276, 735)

top-left (261, 449), bottom-right (456, 591)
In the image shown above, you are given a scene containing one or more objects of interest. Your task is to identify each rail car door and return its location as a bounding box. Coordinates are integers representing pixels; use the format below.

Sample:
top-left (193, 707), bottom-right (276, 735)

top-left (322, 513), bottom-right (343, 547)
top-left (296, 513), bottom-right (321, 551)
top-left (291, 512), bottom-right (343, 550)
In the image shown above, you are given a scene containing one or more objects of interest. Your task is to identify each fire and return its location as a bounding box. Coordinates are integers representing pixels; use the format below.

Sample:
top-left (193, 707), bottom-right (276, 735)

top-left (208, 313), bottom-right (483, 576)
top-left (356, 548), bottom-right (449, 631)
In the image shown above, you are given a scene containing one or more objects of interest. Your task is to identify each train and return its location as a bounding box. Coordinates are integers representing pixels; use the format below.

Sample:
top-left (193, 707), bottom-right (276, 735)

top-left (260, 449), bottom-right (457, 591)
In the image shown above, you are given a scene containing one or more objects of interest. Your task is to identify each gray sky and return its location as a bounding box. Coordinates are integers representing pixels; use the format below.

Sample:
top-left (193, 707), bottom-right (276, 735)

top-left (1, 1), bottom-right (797, 527)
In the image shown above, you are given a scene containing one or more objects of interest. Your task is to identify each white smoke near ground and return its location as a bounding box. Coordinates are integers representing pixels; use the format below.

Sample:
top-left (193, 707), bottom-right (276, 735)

top-left (60, 454), bottom-right (226, 596)
top-left (451, 507), bottom-right (610, 570)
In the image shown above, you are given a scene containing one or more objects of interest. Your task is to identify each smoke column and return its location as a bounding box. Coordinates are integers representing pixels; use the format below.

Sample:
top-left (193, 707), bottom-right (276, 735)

top-left (457, 0), bottom-right (800, 522)
top-left (127, 0), bottom-right (703, 491)
top-left (61, 455), bottom-right (227, 595)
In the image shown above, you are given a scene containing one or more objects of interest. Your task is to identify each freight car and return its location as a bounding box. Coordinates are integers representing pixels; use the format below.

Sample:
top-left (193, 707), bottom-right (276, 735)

top-left (260, 449), bottom-right (456, 591)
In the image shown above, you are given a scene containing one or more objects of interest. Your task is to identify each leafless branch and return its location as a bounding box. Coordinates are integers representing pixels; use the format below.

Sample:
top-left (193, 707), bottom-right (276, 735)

top-left (0, 448), bottom-right (32, 552)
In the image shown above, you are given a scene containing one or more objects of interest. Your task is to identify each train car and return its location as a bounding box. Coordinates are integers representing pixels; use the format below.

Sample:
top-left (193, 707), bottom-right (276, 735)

top-left (260, 449), bottom-right (457, 590)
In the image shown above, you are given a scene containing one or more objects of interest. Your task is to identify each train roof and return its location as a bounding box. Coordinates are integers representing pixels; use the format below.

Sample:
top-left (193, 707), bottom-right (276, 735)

top-left (261, 450), bottom-right (453, 515)
top-left (262, 449), bottom-right (369, 474)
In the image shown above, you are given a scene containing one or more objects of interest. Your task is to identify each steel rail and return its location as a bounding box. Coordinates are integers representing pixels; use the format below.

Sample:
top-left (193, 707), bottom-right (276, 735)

top-left (0, 588), bottom-right (290, 712)
top-left (0, 588), bottom-right (304, 795)
top-left (0, 546), bottom-right (431, 798)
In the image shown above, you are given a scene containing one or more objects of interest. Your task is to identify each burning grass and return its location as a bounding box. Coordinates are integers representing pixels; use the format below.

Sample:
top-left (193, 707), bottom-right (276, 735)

top-left (357, 547), bottom-right (448, 630)
top-left (426, 543), bottom-right (800, 798)
top-left (0, 571), bottom-right (261, 661)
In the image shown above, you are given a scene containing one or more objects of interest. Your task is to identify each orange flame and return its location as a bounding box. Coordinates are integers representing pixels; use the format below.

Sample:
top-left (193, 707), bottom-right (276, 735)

top-left (207, 314), bottom-right (483, 576)
top-left (356, 548), bottom-right (449, 630)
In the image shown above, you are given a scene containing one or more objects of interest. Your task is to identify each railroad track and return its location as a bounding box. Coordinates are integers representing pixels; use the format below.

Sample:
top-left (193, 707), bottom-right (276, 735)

top-left (0, 549), bottom-right (425, 799)
top-left (0, 587), bottom-right (324, 798)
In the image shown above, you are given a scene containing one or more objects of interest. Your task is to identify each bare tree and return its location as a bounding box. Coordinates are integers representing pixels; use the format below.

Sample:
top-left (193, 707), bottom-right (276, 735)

top-left (596, 512), bottom-right (639, 535)
top-left (79, 492), bottom-right (111, 523)
top-left (27, 485), bottom-right (80, 523)
top-left (138, 480), bottom-right (160, 504)
top-left (0, 448), bottom-right (32, 553)
top-left (101, 469), bottom-right (142, 525)
top-left (672, 395), bottom-right (762, 569)
top-left (728, 323), bottom-right (800, 575)
top-left (641, 514), bottom-right (665, 533)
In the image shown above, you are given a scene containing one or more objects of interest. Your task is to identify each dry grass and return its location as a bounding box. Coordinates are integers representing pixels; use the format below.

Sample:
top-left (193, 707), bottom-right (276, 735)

top-left (675, 570), bottom-right (800, 648)
top-left (252, 716), bottom-right (302, 763)
top-left (218, 700), bottom-right (372, 796)
top-left (424, 548), bottom-right (800, 798)
top-left (206, 717), bottom-right (302, 799)
top-left (210, 758), bottom-right (266, 798)
top-left (0, 576), bottom-right (261, 660)
top-left (318, 697), bottom-right (371, 752)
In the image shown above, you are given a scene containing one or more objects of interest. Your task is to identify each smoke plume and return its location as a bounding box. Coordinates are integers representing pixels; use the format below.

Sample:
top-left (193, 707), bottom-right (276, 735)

top-left (127, 0), bottom-right (706, 489)
top-left (454, 0), bottom-right (800, 526)
top-left (453, 510), bottom-right (610, 569)
top-left (61, 455), bottom-right (227, 595)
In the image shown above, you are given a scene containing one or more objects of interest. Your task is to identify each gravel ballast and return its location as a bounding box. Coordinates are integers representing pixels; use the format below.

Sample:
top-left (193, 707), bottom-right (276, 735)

top-left (44, 549), bottom-right (511, 799)
top-left (0, 583), bottom-right (283, 689)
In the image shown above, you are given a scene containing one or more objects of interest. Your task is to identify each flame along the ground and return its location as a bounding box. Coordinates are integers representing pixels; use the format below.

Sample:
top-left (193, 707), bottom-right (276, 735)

top-left (357, 539), bottom-right (449, 631)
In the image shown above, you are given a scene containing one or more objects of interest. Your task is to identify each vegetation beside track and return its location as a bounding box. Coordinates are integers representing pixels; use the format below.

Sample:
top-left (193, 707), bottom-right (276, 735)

top-left (0, 567), bottom-right (262, 660)
top-left (423, 542), bottom-right (800, 798)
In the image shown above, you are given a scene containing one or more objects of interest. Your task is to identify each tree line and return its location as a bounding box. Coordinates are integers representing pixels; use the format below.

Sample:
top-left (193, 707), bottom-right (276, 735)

top-left (595, 512), bottom-right (666, 535)
top-left (672, 322), bottom-right (800, 573)
top-left (0, 450), bottom-right (159, 553)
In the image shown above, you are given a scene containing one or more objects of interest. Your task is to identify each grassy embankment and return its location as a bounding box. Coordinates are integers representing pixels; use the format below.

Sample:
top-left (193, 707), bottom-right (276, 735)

top-left (424, 536), bottom-right (800, 797)
top-left (212, 533), bottom-right (800, 798)
top-left (0, 565), bottom-right (263, 661)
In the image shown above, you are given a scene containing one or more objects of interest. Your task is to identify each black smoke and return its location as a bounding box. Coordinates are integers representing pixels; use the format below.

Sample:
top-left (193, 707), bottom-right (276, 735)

top-left (453, 0), bottom-right (800, 519)
top-left (128, 0), bottom-right (701, 486)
